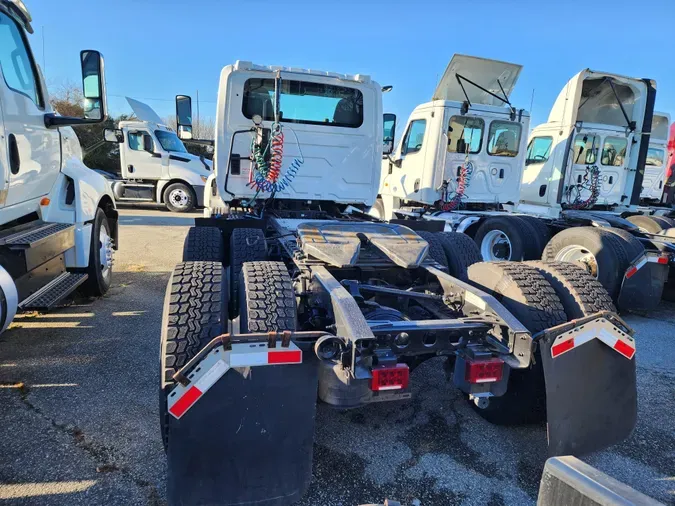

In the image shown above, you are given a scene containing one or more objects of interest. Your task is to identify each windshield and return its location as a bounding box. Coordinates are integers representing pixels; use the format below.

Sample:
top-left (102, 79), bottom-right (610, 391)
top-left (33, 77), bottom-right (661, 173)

top-left (155, 130), bottom-right (188, 153)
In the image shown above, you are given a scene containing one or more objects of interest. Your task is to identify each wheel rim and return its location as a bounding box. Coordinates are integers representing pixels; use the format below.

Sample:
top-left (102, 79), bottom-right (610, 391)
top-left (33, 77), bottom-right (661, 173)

top-left (169, 188), bottom-right (190, 209)
top-left (99, 226), bottom-right (113, 279)
top-left (481, 230), bottom-right (512, 260)
top-left (555, 245), bottom-right (599, 278)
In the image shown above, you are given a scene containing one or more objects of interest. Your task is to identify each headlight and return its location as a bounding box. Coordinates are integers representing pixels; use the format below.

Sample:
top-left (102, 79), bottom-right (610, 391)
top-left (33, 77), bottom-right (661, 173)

top-left (200, 175), bottom-right (208, 183)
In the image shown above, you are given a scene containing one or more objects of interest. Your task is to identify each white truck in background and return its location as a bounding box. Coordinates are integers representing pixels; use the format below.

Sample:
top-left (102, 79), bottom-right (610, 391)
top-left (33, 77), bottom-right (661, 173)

top-left (0, 0), bottom-right (118, 332)
top-left (639, 112), bottom-right (670, 206)
top-left (100, 97), bottom-right (212, 213)
top-left (376, 56), bottom-right (674, 311)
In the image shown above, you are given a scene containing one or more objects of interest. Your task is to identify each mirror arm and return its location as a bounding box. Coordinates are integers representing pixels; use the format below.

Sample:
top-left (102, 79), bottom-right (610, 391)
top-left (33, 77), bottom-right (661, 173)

top-left (44, 113), bottom-right (106, 129)
top-left (387, 154), bottom-right (402, 167)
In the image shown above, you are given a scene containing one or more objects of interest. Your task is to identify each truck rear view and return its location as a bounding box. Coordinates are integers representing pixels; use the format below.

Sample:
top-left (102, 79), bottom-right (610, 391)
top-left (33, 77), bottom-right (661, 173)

top-left (159, 61), bottom-right (639, 506)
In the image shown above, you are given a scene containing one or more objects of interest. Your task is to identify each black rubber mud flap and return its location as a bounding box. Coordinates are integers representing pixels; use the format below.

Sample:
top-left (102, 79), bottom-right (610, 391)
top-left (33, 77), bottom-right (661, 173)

top-left (539, 334), bottom-right (637, 457)
top-left (617, 261), bottom-right (668, 311)
top-left (167, 350), bottom-right (318, 506)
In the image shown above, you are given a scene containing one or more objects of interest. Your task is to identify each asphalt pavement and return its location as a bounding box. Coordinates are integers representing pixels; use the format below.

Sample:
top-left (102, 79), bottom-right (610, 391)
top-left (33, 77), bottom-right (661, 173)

top-left (0, 204), bottom-right (673, 506)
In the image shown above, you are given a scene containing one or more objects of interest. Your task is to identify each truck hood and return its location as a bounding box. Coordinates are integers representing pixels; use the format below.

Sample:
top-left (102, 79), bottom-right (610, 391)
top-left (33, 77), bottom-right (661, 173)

top-left (433, 54), bottom-right (522, 106)
top-left (170, 151), bottom-right (212, 176)
top-left (547, 70), bottom-right (653, 131)
top-left (126, 97), bottom-right (163, 125)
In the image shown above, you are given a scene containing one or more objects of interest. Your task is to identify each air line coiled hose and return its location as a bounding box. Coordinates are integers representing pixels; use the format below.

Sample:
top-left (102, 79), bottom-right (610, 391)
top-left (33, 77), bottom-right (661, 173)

top-left (249, 123), bottom-right (304, 194)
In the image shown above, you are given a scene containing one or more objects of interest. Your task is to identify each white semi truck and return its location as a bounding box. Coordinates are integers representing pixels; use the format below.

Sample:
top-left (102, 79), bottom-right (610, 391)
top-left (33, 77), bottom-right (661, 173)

top-left (99, 97), bottom-right (212, 213)
top-left (0, 0), bottom-right (118, 332)
top-left (375, 55), bottom-right (673, 311)
top-left (639, 112), bottom-right (671, 207)
top-left (158, 60), bottom-right (639, 506)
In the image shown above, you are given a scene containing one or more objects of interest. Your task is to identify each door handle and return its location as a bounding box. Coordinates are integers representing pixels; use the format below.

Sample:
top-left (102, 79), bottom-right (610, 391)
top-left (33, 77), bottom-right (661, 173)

top-left (128, 165), bottom-right (134, 173)
top-left (8, 134), bottom-right (19, 175)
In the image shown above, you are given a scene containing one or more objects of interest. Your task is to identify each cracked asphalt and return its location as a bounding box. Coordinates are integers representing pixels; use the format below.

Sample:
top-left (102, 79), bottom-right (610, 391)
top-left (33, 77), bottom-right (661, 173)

top-left (0, 206), bottom-right (674, 505)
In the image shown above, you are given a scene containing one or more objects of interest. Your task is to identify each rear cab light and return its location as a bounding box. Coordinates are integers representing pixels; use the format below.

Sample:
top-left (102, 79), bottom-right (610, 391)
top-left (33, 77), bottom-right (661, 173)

top-left (370, 363), bottom-right (409, 392)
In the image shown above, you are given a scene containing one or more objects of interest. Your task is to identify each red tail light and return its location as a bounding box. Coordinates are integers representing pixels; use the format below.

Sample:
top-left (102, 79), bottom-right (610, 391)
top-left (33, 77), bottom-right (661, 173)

top-left (465, 358), bottom-right (504, 384)
top-left (370, 364), bottom-right (409, 391)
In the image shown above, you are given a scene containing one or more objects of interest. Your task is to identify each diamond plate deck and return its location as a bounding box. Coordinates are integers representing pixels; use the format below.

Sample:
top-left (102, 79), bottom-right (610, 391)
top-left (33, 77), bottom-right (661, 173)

top-left (19, 272), bottom-right (88, 310)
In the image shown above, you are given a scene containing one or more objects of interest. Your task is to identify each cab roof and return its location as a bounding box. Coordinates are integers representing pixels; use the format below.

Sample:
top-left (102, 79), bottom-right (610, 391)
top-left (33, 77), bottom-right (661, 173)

top-left (0, 0), bottom-right (33, 33)
top-left (233, 60), bottom-right (372, 84)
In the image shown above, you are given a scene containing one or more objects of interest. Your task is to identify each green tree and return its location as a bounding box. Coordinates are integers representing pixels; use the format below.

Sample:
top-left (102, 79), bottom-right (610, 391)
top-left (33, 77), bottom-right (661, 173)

top-left (49, 84), bottom-right (121, 174)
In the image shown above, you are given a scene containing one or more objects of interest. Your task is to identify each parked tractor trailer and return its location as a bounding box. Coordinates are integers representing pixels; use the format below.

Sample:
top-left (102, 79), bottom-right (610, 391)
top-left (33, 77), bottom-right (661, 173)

top-left (0, 0), bottom-right (118, 333)
top-left (375, 55), bottom-right (674, 312)
top-left (159, 61), bottom-right (639, 506)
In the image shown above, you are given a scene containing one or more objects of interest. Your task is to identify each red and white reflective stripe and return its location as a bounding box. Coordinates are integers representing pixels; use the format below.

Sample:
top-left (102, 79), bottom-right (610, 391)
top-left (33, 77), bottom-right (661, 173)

top-left (551, 320), bottom-right (635, 360)
top-left (654, 255), bottom-right (669, 265)
top-left (167, 341), bottom-right (303, 419)
top-left (229, 342), bottom-right (302, 368)
top-left (169, 359), bottom-right (229, 419)
top-left (625, 254), bottom-right (670, 279)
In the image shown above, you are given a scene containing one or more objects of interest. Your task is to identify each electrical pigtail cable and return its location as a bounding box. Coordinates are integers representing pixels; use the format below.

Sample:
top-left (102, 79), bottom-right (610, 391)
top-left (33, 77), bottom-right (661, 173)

top-left (566, 164), bottom-right (601, 209)
top-left (439, 122), bottom-right (475, 211)
top-left (247, 70), bottom-right (305, 196)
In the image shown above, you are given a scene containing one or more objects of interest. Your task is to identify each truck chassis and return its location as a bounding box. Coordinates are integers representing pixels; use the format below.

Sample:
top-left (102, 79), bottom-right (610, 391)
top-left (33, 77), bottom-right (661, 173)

top-left (160, 206), bottom-right (637, 506)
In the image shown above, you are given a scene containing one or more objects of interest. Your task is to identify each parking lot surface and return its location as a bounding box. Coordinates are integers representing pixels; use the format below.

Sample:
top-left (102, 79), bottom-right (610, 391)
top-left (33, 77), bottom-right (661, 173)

top-left (1, 206), bottom-right (673, 505)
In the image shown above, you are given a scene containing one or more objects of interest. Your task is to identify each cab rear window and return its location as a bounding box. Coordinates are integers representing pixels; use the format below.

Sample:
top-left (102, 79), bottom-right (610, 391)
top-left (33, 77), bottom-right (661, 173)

top-left (487, 121), bottom-right (521, 157)
top-left (242, 78), bottom-right (363, 128)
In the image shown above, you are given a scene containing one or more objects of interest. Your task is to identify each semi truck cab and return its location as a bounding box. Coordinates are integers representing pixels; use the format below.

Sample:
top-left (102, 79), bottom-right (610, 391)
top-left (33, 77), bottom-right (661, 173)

top-left (0, 0), bottom-right (118, 332)
top-left (520, 70), bottom-right (655, 215)
top-left (376, 55), bottom-right (529, 221)
top-left (102, 98), bottom-right (212, 212)
top-left (640, 112), bottom-right (670, 204)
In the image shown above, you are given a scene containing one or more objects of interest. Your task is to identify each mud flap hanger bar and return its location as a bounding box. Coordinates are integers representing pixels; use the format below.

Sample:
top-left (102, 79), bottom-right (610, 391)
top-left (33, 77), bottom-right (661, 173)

top-left (532, 310), bottom-right (634, 353)
top-left (426, 266), bottom-right (533, 368)
top-left (172, 330), bottom-right (329, 387)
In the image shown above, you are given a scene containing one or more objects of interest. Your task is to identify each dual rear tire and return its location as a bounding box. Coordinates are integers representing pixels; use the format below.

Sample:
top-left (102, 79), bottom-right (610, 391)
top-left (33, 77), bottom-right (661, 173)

top-left (418, 230), bottom-right (482, 281)
top-left (542, 226), bottom-right (645, 304)
top-left (465, 260), bottom-right (615, 425)
top-left (162, 228), bottom-right (282, 450)
top-left (473, 215), bottom-right (550, 262)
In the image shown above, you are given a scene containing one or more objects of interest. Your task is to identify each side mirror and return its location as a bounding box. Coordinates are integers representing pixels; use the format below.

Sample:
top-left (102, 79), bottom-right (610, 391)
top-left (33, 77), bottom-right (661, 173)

top-left (383, 113), bottom-right (396, 155)
top-left (143, 134), bottom-right (154, 153)
top-left (176, 95), bottom-right (193, 140)
top-left (81, 50), bottom-right (106, 121)
top-left (104, 128), bottom-right (123, 143)
top-left (44, 50), bottom-right (108, 128)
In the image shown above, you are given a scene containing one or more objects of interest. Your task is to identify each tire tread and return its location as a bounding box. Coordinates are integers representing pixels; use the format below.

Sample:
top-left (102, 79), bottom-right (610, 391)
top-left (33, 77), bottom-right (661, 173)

top-left (183, 226), bottom-right (224, 262)
top-left (240, 261), bottom-right (296, 332)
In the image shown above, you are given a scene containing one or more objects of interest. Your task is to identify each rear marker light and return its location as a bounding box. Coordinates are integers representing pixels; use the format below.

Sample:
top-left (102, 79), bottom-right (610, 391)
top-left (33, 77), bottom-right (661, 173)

top-left (465, 358), bottom-right (504, 384)
top-left (370, 364), bottom-right (409, 391)
top-left (657, 256), bottom-right (669, 265)
top-left (625, 266), bottom-right (638, 279)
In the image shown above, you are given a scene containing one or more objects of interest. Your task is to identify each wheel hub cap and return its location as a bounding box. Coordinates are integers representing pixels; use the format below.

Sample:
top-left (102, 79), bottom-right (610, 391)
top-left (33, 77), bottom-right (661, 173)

top-left (99, 227), bottom-right (113, 277)
top-left (481, 230), bottom-right (512, 261)
top-left (555, 245), bottom-right (599, 278)
top-left (170, 189), bottom-right (189, 208)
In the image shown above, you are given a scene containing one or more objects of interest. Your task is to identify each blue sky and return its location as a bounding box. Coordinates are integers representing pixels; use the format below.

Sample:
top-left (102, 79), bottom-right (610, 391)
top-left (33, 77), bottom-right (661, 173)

top-left (26, 0), bottom-right (675, 130)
